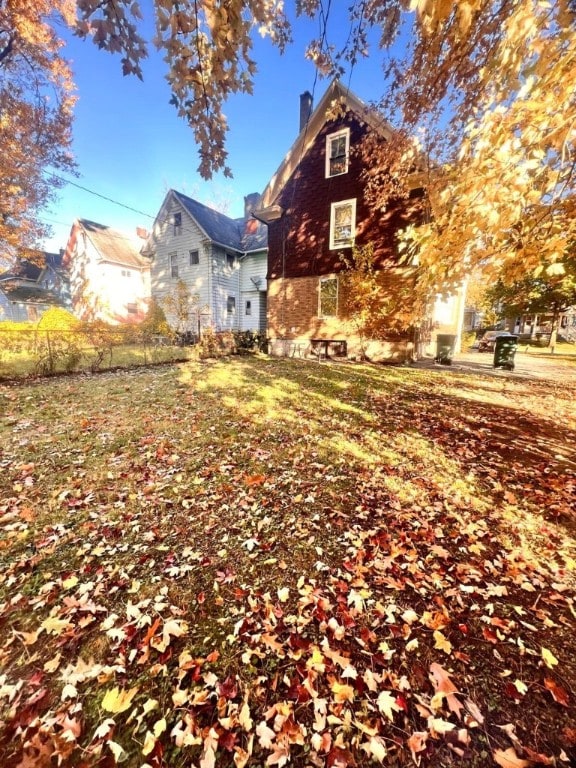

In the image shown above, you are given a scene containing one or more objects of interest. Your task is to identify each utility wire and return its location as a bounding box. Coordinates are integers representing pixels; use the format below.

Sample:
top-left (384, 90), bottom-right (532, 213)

top-left (47, 173), bottom-right (156, 220)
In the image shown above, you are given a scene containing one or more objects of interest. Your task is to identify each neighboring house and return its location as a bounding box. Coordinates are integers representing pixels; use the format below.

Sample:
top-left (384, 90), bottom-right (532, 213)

top-left (63, 219), bottom-right (151, 323)
top-left (0, 251), bottom-right (70, 322)
top-left (254, 80), bottom-right (425, 360)
top-left (146, 190), bottom-right (267, 333)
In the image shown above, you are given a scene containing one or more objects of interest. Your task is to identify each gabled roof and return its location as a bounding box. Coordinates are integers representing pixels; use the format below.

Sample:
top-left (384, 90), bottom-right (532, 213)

top-left (0, 251), bottom-right (64, 283)
top-left (257, 80), bottom-right (394, 213)
top-left (77, 219), bottom-right (149, 269)
top-left (166, 190), bottom-right (267, 253)
top-left (0, 283), bottom-right (63, 306)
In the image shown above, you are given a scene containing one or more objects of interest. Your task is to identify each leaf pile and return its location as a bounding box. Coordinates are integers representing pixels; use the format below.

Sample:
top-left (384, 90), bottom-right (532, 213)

top-left (0, 358), bottom-right (575, 767)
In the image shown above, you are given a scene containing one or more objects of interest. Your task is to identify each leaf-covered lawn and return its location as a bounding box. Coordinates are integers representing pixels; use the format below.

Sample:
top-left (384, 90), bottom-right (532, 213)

top-left (0, 357), bottom-right (575, 768)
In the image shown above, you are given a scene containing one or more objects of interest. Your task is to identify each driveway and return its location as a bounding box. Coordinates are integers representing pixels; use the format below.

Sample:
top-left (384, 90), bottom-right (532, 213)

top-left (417, 349), bottom-right (576, 384)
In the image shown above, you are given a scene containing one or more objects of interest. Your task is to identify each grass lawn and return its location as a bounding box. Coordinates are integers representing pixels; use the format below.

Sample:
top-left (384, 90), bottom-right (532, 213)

top-left (1, 356), bottom-right (575, 767)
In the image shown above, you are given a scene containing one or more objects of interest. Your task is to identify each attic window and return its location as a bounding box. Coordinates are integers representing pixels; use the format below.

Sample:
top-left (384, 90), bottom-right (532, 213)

top-left (326, 128), bottom-right (350, 177)
top-left (173, 211), bottom-right (182, 236)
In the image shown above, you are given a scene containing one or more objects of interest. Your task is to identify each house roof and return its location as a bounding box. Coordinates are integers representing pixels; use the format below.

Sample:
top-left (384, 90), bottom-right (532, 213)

top-left (0, 252), bottom-right (63, 283)
top-left (257, 80), bottom-right (394, 213)
top-left (0, 283), bottom-right (63, 306)
top-left (170, 191), bottom-right (267, 252)
top-left (78, 219), bottom-right (149, 269)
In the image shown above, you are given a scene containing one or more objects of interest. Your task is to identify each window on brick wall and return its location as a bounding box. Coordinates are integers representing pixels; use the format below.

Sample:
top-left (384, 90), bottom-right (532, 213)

top-left (319, 277), bottom-right (338, 317)
top-left (329, 199), bottom-right (356, 249)
top-left (170, 252), bottom-right (178, 278)
top-left (326, 128), bottom-right (350, 177)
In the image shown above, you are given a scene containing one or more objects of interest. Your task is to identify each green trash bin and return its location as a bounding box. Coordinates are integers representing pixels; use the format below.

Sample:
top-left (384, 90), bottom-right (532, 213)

top-left (493, 335), bottom-right (518, 370)
top-left (435, 334), bottom-right (457, 365)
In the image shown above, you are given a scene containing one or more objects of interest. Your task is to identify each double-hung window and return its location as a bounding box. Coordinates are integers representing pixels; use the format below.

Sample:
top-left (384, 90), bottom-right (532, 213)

top-left (326, 128), bottom-right (350, 177)
top-left (329, 199), bottom-right (356, 249)
top-left (170, 252), bottom-right (178, 278)
top-left (319, 277), bottom-right (338, 317)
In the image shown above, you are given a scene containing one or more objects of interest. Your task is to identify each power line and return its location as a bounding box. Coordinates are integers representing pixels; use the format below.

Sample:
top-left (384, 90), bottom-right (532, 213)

top-left (47, 173), bottom-right (156, 220)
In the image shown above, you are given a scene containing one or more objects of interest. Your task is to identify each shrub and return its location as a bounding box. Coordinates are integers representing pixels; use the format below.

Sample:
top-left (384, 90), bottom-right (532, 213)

top-left (232, 330), bottom-right (268, 353)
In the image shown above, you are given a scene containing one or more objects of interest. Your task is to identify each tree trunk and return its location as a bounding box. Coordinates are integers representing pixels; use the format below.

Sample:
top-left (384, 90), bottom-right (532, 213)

top-left (548, 307), bottom-right (560, 353)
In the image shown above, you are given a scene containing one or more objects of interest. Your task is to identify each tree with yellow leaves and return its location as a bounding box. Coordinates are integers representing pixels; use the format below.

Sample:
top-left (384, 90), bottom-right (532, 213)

top-left (0, 1), bottom-right (76, 262)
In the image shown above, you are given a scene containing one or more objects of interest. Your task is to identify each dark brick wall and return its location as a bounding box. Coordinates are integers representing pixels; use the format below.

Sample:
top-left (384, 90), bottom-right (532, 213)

top-left (267, 112), bottom-right (420, 280)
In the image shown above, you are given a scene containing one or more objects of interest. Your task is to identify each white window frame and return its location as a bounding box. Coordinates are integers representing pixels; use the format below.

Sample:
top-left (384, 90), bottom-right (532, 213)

top-left (227, 295), bottom-right (236, 314)
top-left (329, 199), bottom-right (356, 250)
top-left (173, 211), bottom-right (182, 236)
top-left (318, 276), bottom-right (338, 318)
top-left (169, 252), bottom-right (178, 278)
top-left (325, 128), bottom-right (350, 178)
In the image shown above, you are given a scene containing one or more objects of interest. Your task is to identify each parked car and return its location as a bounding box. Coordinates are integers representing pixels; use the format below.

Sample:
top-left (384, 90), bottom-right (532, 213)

top-left (477, 330), bottom-right (514, 352)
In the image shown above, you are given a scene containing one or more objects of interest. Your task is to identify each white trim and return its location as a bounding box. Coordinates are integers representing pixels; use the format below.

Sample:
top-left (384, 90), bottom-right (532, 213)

top-left (325, 128), bottom-right (350, 178)
top-left (329, 199), bottom-right (356, 250)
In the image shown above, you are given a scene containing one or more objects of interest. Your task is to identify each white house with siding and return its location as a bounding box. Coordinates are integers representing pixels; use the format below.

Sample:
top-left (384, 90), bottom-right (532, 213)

top-left (146, 190), bottom-right (268, 334)
top-left (63, 220), bottom-right (151, 324)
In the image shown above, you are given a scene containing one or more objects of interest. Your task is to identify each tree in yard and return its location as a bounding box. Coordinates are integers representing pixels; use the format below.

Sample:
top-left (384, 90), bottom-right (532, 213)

top-left (340, 243), bottom-right (419, 358)
top-left (162, 279), bottom-right (207, 336)
top-left (5, 1), bottom-right (575, 294)
top-left (68, 1), bottom-right (574, 298)
top-left (0, 1), bottom-right (76, 262)
top-left (486, 255), bottom-right (576, 351)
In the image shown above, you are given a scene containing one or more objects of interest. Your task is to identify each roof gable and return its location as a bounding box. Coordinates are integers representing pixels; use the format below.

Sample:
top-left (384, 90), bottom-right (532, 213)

top-left (78, 219), bottom-right (149, 269)
top-left (150, 190), bottom-right (268, 254)
top-left (258, 80), bottom-right (394, 212)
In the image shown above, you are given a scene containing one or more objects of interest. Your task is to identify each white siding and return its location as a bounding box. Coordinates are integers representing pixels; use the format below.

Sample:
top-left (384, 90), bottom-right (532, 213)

top-left (210, 246), bottom-right (241, 331)
top-left (149, 199), bottom-right (212, 331)
top-left (239, 252), bottom-right (267, 332)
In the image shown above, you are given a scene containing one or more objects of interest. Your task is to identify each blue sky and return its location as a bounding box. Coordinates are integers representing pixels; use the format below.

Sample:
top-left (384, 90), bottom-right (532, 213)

top-left (42, 5), bottom-right (399, 252)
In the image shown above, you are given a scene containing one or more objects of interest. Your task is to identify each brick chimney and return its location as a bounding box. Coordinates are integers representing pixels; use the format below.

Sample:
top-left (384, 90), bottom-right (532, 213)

top-left (300, 91), bottom-right (313, 132)
top-left (244, 192), bottom-right (261, 219)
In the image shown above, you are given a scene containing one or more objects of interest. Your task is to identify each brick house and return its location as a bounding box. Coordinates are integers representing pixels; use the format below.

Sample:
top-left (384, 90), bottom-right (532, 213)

top-left (255, 80), bottom-right (424, 360)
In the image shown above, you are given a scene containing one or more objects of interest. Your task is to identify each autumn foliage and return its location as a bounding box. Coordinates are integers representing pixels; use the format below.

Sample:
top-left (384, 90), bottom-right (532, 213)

top-left (0, 1), bottom-right (76, 259)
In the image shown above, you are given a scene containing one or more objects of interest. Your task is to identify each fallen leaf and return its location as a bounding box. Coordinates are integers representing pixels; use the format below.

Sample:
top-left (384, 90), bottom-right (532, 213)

top-left (541, 647), bottom-right (558, 669)
top-left (493, 747), bottom-right (530, 767)
top-left (101, 686), bottom-right (139, 714)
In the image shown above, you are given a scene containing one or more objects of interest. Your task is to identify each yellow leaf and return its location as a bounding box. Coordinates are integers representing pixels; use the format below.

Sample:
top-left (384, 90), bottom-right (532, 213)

top-left (541, 647), bottom-right (558, 669)
top-left (277, 587), bottom-right (290, 603)
top-left (433, 630), bottom-right (452, 654)
top-left (62, 575), bottom-right (78, 589)
top-left (331, 681), bottom-right (355, 703)
top-left (493, 747), bottom-right (530, 767)
top-left (377, 690), bottom-right (401, 721)
top-left (153, 718), bottom-right (167, 737)
top-left (43, 652), bottom-right (62, 673)
top-left (101, 686), bottom-right (139, 714)
top-left (142, 730), bottom-right (156, 756)
top-left (41, 616), bottom-right (72, 636)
